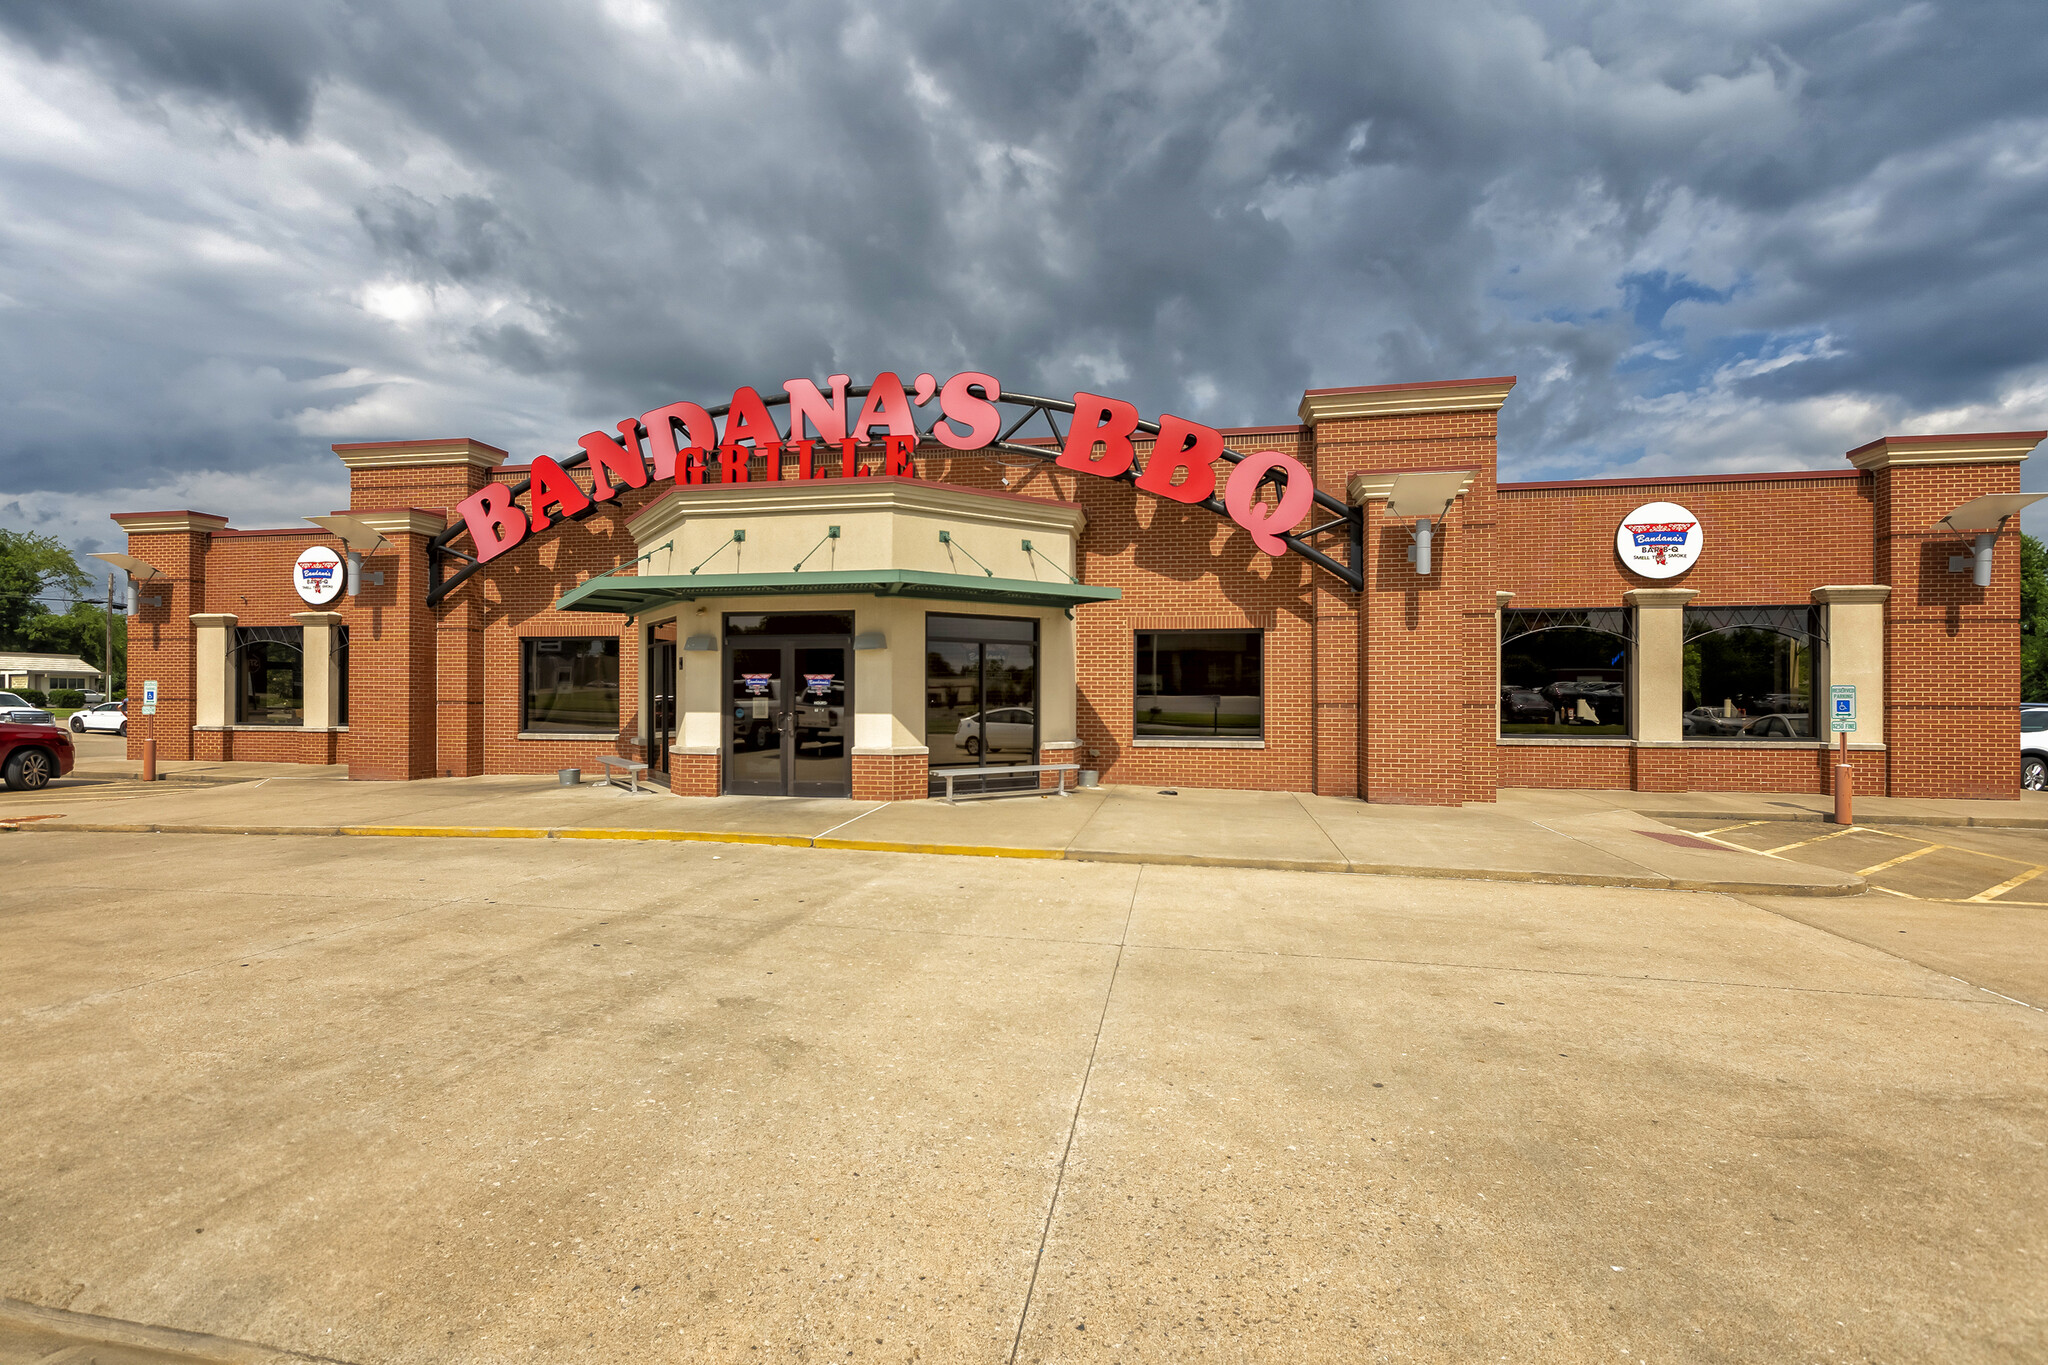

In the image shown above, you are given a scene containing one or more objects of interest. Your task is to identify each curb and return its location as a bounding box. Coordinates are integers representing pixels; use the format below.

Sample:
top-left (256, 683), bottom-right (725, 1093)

top-left (0, 818), bottom-right (1864, 896)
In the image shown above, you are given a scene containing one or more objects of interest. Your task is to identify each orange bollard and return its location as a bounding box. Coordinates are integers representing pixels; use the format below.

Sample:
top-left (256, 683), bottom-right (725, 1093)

top-left (141, 737), bottom-right (157, 783)
top-left (1832, 729), bottom-right (1853, 825)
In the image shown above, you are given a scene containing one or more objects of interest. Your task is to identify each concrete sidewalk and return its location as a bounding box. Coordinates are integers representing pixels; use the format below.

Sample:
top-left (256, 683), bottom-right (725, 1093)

top-left (1, 771), bottom-right (1868, 895)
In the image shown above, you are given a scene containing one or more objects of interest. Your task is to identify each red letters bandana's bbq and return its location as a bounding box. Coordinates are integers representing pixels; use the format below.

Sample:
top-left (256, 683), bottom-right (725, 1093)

top-left (453, 372), bottom-right (1314, 566)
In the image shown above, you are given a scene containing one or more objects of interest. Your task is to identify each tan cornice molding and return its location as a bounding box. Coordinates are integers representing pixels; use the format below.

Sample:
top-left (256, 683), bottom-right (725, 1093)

top-left (1622, 588), bottom-right (1699, 608)
top-left (1811, 585), bottom-right (1892, 605)
top-left (1299, 376), bottom-right (1517, 425)
top-left (290, 610), bottom-right (346, 626)
top-left (188, 612), bottom-right (238, 626)
top-left (332, 438), bottom-right (508, 470)
top-left (1845, 432), bottom-right (2044, 470)
top-left (1344, 468), bottom-right (1478, 505)
top-left (1495, 591), bottom-right (1516, 609)
top-left (347, 508), bottom-right (448, 538)
top-left (111, 510), bottom-right (231, 535)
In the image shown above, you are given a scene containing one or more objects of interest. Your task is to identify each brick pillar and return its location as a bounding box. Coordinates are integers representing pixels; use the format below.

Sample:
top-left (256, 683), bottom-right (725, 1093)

top-left (1300, 378), bottom-right (1514, 805)
top-left (109, 512), bottom-right (229, 762)
top-left (1854, 432), bottom-right (2045, 799)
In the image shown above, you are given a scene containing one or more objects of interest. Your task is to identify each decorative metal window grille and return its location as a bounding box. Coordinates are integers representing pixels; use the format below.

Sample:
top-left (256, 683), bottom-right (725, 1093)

top-left (1501, 608), bottom-right (1632, 644)
top-left (1682, 605), bottom-right (1824, 644)
top-left (231, 625), bottom-right (305, 655)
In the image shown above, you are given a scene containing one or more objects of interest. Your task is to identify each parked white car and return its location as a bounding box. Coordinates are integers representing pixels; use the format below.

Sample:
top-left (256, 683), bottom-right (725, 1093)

top-left (0, 691), bottom-right (54, 726)
top-left (2021, 704), bottom-right (2048, 790)
top-left (955, 707), bottom-right (1035, 755)
top-left (70, 701), bottom-right (126, 736)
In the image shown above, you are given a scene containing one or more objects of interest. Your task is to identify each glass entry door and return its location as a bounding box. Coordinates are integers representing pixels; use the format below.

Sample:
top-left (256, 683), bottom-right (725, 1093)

top-left (648, 622), bottom-right (677, 783)
top-left (723, 619), bottom-right (851, 797)
top-left (925, 614), bottom-right (1039, 797)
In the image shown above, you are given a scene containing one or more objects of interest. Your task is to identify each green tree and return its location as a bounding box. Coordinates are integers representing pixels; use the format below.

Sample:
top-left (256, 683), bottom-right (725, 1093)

top-left (2022, 533), bottom-right (2048, 701)
top-left (0, 528), bottom-right (91, 646)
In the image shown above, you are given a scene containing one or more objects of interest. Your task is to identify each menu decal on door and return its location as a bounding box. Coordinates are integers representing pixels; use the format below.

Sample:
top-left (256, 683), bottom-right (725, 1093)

top-left (803, 673), bottom-right (835, 698)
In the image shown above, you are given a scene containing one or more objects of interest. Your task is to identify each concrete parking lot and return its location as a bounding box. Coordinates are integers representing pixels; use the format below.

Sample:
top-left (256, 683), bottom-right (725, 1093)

top-left (2, 831), bottom-right (2043, 1363)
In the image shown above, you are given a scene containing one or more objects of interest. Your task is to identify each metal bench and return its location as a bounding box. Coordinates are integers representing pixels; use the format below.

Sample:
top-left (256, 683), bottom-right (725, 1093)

top-left (596, 756), bottom-right (650, 794)
top-left (939, 763), bottom-right (1081, 805)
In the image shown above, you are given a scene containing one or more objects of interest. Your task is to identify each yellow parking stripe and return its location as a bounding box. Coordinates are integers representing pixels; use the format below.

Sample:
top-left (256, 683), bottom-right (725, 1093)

top-left (1762, 827), bottom-right (1864, 855)
top-left (1966, 865), bottom-right (2048, 903)
top-left (1855, 844), bottom-right (1939, 877)
top-left (1699, 821), bottom-right (1767, 836)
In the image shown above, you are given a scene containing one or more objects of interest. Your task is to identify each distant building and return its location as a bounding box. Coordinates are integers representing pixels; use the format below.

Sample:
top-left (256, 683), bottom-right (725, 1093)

top-left (0, 652), bottom-right (104, 694)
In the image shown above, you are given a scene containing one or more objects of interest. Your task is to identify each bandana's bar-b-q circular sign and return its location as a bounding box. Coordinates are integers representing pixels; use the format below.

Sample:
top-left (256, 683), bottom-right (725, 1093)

top-left (294, 545), bottom-right (345, 605)
top-left (1616, 501), bottom-right (1701, 579)
top-left (453, 372), bottom-right (1317, 565)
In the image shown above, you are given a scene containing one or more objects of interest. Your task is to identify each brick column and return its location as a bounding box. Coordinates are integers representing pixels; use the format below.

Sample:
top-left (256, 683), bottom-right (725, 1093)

top-left (1855, 432), bottom-right (2044, 799)
top-left (109, 512), bottom-right (229, 762)
top-left (334, 443), bottom-right (502, 781)
top-left (1301, 377), bottom-right (1514, 805)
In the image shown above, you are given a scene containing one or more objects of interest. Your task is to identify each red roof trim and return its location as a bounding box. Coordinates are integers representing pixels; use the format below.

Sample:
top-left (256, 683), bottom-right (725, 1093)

top-left (1844, 430), bottom-right (2047, 457)
top-left (213, 528), bottom-right (338, 539)
top-left (1500, 469), bottom-right (1865, 493)
top-left (1302, 375), bottom-right (1516, 398)
top-left (331, 437), bottom-right (509, 455)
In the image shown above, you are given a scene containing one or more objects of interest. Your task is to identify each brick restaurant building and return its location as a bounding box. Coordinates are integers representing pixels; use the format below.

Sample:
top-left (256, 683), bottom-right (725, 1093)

top-left (107, 374), bottom-right (2043, 804)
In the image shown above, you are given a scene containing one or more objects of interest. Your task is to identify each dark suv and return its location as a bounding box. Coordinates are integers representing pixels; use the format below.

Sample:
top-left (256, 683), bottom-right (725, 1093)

top-left (0, 717), bottom-right (74, 790)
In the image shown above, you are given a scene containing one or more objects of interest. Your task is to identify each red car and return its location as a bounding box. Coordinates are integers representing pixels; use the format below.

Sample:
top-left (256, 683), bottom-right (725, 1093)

top-left (1, 719), bottom-right (74, 791)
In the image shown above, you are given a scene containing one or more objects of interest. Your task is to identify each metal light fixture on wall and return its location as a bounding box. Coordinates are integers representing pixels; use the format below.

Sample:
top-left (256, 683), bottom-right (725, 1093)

top-left (306, 515), bottom-right (392, 595)
top-left (1934, 494), bottom-right (2048, 587)
top-left (1384, 470), bottom-right (1476, 576)
top-left (89, 552), bottom-right (165, 615)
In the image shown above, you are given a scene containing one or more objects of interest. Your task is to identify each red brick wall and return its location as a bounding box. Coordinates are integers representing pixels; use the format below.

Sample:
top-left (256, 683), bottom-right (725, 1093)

top-left (121, 529), bottom-right (209, 763)
top-left (852, 752), bottom-right (928, 801)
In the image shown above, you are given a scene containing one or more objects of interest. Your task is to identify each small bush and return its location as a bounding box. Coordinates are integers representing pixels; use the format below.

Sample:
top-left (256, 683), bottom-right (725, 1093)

top-left (50, 689), bottom-right (85, 709)
top-left (16, 688), bottom-right (47, 707)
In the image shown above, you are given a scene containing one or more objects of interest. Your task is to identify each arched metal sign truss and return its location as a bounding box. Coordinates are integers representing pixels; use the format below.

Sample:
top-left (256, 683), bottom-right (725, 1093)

top-left (425, 385), bottom-right (1364, 606)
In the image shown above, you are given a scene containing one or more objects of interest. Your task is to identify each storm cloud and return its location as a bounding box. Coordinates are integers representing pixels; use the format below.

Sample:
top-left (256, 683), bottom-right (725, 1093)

top-left (2, 0), bottom-right (2046, 562)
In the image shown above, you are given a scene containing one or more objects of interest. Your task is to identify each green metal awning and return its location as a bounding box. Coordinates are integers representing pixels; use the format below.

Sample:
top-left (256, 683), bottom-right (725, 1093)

top-left (553, 569), bottom-right (1121, 615)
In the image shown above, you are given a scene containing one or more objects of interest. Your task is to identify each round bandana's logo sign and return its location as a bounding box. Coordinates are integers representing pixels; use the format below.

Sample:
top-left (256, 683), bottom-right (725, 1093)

top-left (1616, 501), bottom-right (1701, 579)
top-left (294, 546), bottom-right (345, 604)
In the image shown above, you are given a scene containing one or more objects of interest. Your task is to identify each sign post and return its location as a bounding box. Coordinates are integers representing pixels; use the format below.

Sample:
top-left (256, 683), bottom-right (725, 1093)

top-left (1830, 684), bottom-right (1857, 825)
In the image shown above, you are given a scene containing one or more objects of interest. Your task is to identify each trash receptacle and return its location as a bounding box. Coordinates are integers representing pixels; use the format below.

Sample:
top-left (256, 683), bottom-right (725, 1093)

top-left (1079, 769), bottom-right (1099, 788)
top-left (558, 768), bottom-right (581, 786)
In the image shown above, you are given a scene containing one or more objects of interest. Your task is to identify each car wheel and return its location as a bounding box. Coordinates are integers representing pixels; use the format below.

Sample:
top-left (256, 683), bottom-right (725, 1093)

top-left (5, 747), bottom-right (54, 791)
top-left (70, 718), bottom-right (84, 732)
top-left (116, 722), bottom-right (127, 737)
top-left (2024, 756), bottom-right (2048, 792)
top-left (962, 734), bottom-right (981, 756)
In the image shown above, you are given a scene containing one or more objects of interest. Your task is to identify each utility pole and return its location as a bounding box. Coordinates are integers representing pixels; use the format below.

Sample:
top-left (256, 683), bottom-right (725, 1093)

top-left (104, 573), bottom-right (115, 700)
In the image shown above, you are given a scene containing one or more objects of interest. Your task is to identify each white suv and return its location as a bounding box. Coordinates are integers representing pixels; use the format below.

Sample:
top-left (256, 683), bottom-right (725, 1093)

top-left (2023, 705), bottom-right (2048, 790)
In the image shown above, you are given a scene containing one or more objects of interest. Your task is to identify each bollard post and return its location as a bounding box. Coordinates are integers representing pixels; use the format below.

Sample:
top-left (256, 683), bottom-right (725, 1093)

top-left (141, 737), bottom-right (157, 783)
top-left (1833, 729), bottom-right (1853, 825)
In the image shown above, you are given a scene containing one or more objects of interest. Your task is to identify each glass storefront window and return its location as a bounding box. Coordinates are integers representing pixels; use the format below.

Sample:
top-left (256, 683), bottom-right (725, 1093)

top-left (1500, 610), bottom-right (1630, 737)
top-left (524, 637), bottom-right (620, 734)
top-left (233, 627), bottom-right (304, 726)
top-left (1135, 631), bottom-right (1262, 740)
top-left (926, 613), bottom-right (1039, 794)
top-left (1683, 607), bottom-right (1818, 740)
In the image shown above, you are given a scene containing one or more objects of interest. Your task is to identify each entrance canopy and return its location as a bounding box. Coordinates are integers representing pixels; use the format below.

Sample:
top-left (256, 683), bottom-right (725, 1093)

top-left (554, 477), bottom-right (1121, 617)
top-left (555, 567), bottom-right (1117, 615)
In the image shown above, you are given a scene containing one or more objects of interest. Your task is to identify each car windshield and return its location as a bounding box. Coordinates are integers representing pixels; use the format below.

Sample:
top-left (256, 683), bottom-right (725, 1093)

top-left (0, 693), bottom-right (25, 706)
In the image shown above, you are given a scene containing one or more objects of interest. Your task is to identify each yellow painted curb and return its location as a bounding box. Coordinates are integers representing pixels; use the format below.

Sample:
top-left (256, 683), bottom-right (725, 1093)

top-left (340, 825), bottom-right (550, 840)
top-left (813, 837), bottom-right (1063, 859)
top-left (553, 828), bottom-right (813, 848)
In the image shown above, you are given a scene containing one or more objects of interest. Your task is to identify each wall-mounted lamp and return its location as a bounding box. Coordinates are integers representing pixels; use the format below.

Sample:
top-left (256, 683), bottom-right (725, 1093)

top-left (852, 631), bottom-right (887, 651)
top-left (1935, 493), bottom-right (2048, 587)
top-left (89, 552), bottom-right (165, 615)
top-left (306, 515), bottom-right (391, 596)
top-left (1385, 470), bottom-right (1475, 577)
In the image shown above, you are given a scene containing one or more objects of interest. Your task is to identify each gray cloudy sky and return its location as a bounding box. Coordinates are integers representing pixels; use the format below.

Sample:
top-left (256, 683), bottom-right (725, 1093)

top-left (3, 0), bottom-right (2047, 571)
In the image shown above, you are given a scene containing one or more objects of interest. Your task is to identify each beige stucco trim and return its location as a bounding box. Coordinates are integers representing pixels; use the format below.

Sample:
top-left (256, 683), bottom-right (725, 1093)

top-left (331, 439), bottom-right (507, 470)
top-left (1298, 378), bottom-right (1516, 425)
top-left (627, 480), bottom-right (1087, 583)
top-left (1845, 433), bottom-right (2043, 470)
top-left (189, 613), bottom-right (237, 728)
top-left (1813, 585), bottom-right (1890, 747)
top-left (292, 610), bottom-right (343, 730)
top-left (1344, 469), bottom-right (1478, 505)
top-left (349, 509), bottom-right (447, 538)
top-left (1623, 588), bottom-right (1698, 744)
top-left (114, 512), bottom-right (230, 535)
